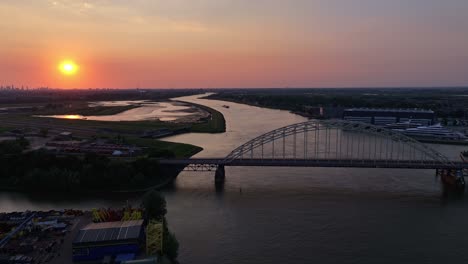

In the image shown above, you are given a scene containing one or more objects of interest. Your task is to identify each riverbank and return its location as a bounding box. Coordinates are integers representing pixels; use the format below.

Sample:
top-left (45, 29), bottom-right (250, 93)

top-left (0, 135), bottom-right (203, 194)
top-left (204, 92), bottom-right (314, 116)
top-left (0, 132), bottom-right (201, 192)
top-left (35, 101), bottom-right (141, 116)
top-left (204, 93), bottom-right (468, 146)
top-left (0, 95), bottom-right (229, 194)
top-left (180, 101), bottom-right (226, 133)
top-left (0, 97), bottom-right (225, 135)
top-left (0, 95), bottom-right (225, 142)
top-left (0, 154), bottom-right (175, 194)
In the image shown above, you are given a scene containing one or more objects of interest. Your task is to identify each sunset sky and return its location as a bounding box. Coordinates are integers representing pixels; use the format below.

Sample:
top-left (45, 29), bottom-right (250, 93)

top-left (1, 0), bottom-right (468, 89)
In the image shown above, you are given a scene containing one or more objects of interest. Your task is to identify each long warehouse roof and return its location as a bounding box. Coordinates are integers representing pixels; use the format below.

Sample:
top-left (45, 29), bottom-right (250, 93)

top-left (73, 220), bottom-right (144, 245)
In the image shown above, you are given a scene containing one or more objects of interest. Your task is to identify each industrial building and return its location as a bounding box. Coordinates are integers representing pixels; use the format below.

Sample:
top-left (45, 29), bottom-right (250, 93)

top-left (343, 108), bottom-right (435, 126)
top-left (46, 141), bottom-right (142, 157)
top-left (72, 220), bottom-right (144, 262)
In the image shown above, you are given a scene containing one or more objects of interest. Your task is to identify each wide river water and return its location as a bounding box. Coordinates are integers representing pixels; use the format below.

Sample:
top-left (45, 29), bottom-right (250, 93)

top-left (2, 94), bottom-right (468, 263)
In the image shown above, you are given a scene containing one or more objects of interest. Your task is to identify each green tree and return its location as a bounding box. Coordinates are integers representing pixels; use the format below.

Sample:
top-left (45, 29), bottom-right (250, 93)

top-left (0, 138), bottom-right (29, 155)
top-left (141, 190), bottom-right (167, 220)
top-left (164, 230), bottom-right (179, 261)
top-left (148, 148), bottom-right (176, 158)
top-left (39, 128), bottom-right (49, 137)
top-left (132, 173), bottom-right (145, 186)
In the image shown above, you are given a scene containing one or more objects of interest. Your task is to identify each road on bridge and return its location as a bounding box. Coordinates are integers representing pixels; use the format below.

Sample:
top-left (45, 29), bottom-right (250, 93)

top-left (159, 158), bottom-right (468, 170)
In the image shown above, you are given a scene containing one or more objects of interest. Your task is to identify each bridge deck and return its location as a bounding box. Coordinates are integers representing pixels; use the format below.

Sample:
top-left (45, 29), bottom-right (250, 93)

top-left (159, 158), bottom-right (468, 170)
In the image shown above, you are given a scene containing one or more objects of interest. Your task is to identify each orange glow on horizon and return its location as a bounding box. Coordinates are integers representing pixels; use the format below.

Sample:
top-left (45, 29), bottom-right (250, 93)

top-left (1, 1), bottom-right (468, 88)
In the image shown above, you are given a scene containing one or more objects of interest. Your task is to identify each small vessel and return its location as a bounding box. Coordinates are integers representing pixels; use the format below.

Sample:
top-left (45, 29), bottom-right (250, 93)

top-left (394, 124), bottom-right (466, 140)
top-left (385, 121), bottom-right (422, 130)
top-left (222, 105), bottom-right (230, 109)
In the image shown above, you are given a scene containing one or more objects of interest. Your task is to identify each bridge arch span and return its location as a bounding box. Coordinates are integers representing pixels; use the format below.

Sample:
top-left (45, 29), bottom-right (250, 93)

top-left (224, 120), bottom-right (452, 167)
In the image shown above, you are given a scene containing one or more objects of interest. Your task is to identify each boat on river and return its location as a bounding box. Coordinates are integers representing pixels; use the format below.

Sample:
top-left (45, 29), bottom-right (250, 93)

top-left (394, 124), bottom-right (466, 140)
top-left (385, 121), bottom-right (422, 130)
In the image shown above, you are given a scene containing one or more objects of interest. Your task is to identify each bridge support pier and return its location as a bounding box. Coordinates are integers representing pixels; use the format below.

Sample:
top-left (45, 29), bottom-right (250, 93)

top-left (437, 169), bottom-right (465, 196)
top-left (215, 165), bottom-right (225, 183)
top-left (215, 165), bottom-right (225, 192)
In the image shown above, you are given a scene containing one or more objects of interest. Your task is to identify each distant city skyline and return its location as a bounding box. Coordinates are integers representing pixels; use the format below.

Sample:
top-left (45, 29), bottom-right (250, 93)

top-left (1, 0), bottom-right (468, 89)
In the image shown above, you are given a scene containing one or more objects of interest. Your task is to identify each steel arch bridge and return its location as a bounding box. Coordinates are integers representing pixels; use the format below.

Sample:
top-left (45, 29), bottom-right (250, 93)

top-left (224, 119), bottom-right (450, 164)
top-left (159, 120), bottom-right (468, 171)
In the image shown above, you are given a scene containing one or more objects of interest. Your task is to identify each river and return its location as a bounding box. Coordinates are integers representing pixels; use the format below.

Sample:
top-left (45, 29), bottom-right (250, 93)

top-left (164, 94), bottom-right (468, 264)
top-left (2, 93), bottom-right (468, 263)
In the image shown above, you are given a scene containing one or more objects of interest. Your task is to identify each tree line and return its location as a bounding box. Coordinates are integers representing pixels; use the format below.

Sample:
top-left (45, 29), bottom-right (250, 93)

top-left (142, 190), bottom-right (179, 262)
top-left (0, 139), bottom-right (176, 192)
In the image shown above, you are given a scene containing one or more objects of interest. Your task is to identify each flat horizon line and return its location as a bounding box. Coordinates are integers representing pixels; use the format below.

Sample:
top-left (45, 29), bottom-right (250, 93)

top-left (5, 86), bottom-right (468, 90)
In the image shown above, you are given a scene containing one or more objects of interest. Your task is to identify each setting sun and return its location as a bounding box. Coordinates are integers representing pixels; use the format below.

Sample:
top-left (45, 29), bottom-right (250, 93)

top-left (59, 60), bottom-right (78, 75)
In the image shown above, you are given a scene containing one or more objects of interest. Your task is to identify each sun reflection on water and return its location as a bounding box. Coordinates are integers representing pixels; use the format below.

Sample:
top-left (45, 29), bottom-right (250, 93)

top-left (63, 115), bottom-right (84, 120)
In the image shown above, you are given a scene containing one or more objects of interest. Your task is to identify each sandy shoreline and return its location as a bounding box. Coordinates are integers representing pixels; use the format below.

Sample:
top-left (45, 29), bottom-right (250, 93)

top-left (36, 100), bottom-right (211, 123)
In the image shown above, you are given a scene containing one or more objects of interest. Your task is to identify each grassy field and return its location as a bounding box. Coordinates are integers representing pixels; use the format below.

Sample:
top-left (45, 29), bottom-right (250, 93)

top-left (0, 116), bottom-right (201, 156)
top-left (0, 98), bottom-right (226, 159)
top-left (2, 99), bottom-right (226, 134)
top-left (126, 137), bottom-right (203, 158)
top-left (0, 114), bottom-right (187, 135)
top-left (187, 102), bottom-right (226, 133)
top-left (33, 101), bottom-right (141, 116)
